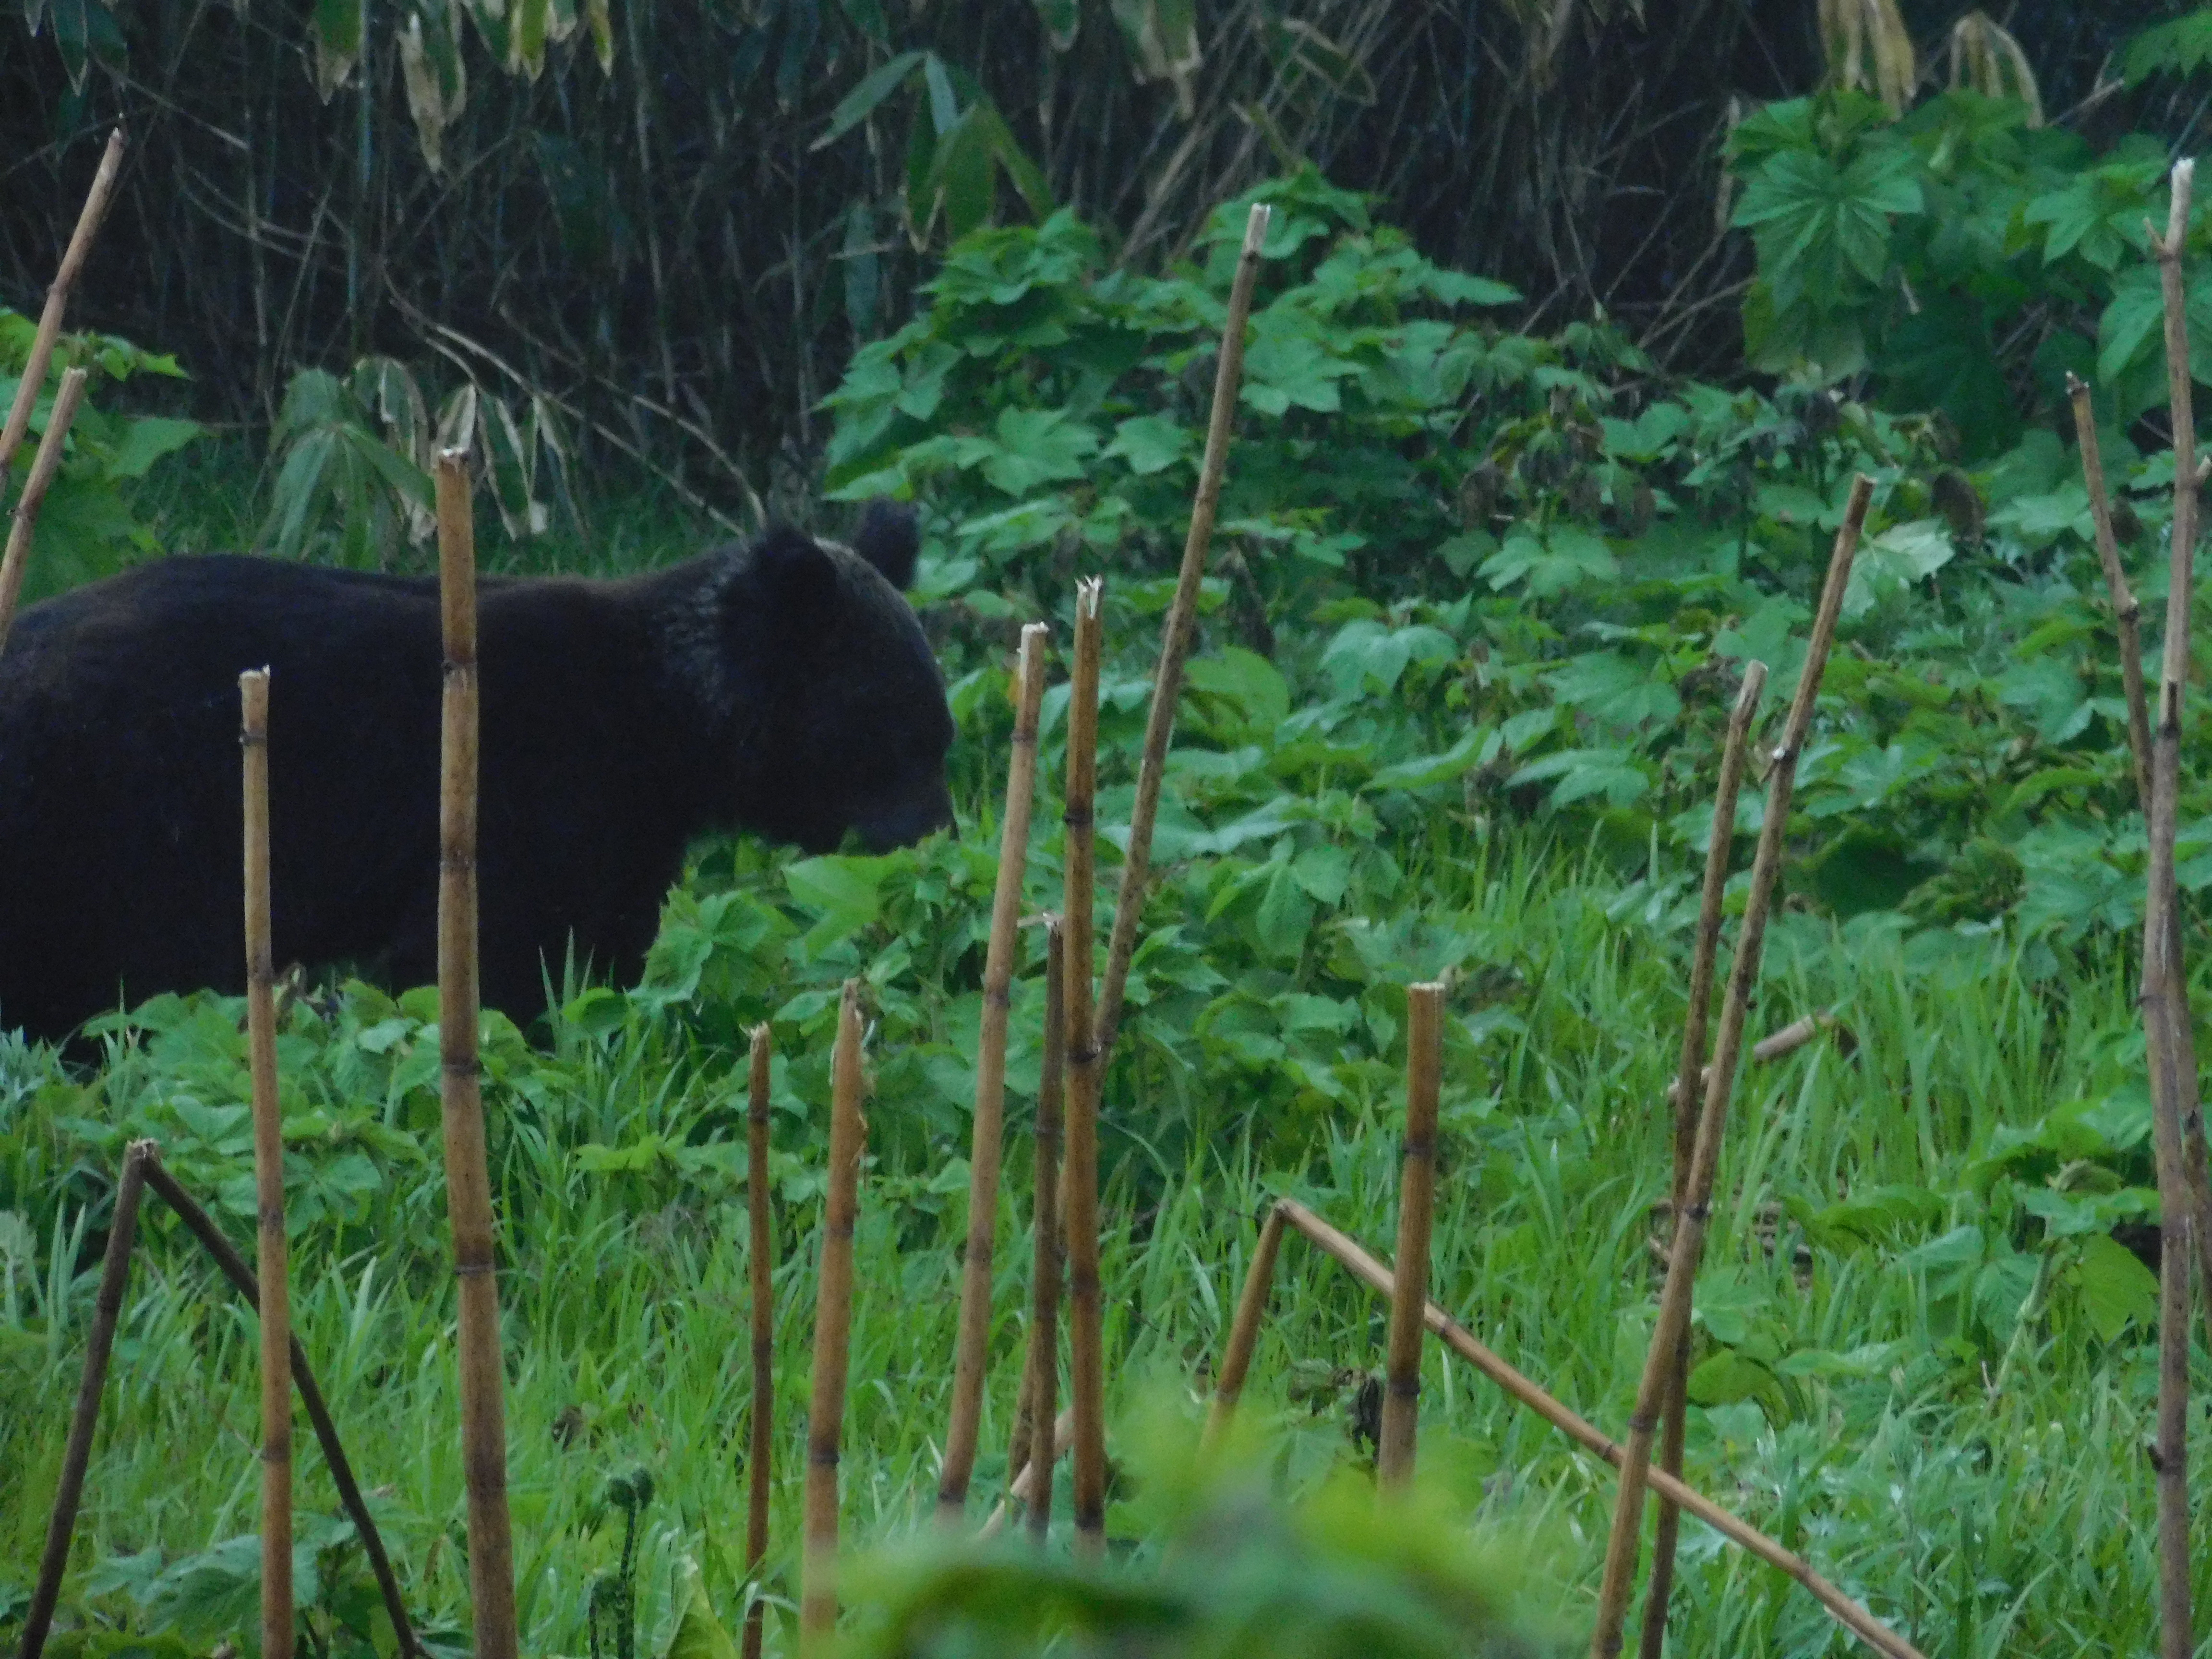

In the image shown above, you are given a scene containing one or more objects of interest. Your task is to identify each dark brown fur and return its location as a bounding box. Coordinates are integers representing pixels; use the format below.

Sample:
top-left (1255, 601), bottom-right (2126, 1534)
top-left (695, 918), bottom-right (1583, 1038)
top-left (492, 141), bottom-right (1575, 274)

top-left (0, 505), bottom-right (951, 1042)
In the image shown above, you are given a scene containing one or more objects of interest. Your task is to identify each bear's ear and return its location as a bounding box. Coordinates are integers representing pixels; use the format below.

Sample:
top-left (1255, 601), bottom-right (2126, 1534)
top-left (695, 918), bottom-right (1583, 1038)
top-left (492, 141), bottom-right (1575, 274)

top-left (853, 499), bottom-right (920, 590)
top-left (752, 526), bottom-right (842, 622)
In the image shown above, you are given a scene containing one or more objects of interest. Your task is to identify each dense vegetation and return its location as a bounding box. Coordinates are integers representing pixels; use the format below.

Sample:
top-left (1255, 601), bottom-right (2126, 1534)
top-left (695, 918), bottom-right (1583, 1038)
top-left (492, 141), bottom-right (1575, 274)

top-left (8, 4), bottom-right (2212, 1656)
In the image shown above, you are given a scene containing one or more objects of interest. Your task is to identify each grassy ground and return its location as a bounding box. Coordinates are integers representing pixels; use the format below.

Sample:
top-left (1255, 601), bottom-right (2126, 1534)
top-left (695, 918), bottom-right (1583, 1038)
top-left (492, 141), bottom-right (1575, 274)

top-left (2, 470), bottom-right (2206, 1659)
top-left (4, 822), bottom-right (2200, 1656)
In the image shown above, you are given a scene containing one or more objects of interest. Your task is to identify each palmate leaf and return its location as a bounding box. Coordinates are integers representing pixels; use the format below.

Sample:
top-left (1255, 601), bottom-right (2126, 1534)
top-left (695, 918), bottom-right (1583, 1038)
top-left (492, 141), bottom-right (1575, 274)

top-left (1732, 144), bottom-right (1923, 313)
top-left (2123, 11), bottom-right (2212, 85)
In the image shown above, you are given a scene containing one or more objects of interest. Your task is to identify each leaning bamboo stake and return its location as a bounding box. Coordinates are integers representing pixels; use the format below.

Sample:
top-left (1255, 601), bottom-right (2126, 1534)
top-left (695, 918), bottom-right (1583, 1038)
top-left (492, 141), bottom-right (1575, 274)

top-left (18, 1139), bottom-right (151, 1659)
top-left (1590, 479), bottom-right (1871, 1659)
top-left (2072, 370), bottom-right (2212, 1352)
top-left (938, 624), bottom-right (1052, 1521)
top-left (1202, 1203), bottom-right (1288, 1447)
top-left (432, 450), bottom-right (520, 1659)
top-left (239, 670), bottom-right (293, 1659)
top-left (801, 982), bottom-right (869, 1648)
top-left (1665, 1004), bottom-right (1833, 1107)
top-left (1062, 579), bottom-right (1109, 1553)
top-left (978, 1409), bottom-right (1077, 1541)
top-left (0, 127), bottom-right (124, 489)
top-left (1247, 1200), bottom-right (1921, 1659)
top-left (137, 1151), bottom-right (421, 1659)
top-left (1376, 982), bottom-right (1444, 1490)
top-left (743, 1025), bottom-right (775, 1659)
top-left (0, 366), bottom-right (88, 659)
top-left (1639, 659), bottom-right (1767, 1659)
top-left (2142, 157), bottom-right (2200, 1659)
top-left (1095, 203), bottom-right (1272, 1058)
top-left (1023, 915), bottom-right (1069, 1541)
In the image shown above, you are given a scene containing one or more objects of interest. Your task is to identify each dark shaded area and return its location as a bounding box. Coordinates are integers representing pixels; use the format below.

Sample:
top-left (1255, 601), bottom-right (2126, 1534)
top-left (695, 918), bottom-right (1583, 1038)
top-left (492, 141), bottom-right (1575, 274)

top-left (0, 0), bottom-right (2188, 511)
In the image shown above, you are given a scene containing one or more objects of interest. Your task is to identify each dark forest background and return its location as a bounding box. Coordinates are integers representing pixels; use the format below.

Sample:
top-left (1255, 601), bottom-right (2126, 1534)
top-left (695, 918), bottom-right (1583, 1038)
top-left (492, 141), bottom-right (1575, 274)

top-left (0, 0), bottom-right (2186, 521)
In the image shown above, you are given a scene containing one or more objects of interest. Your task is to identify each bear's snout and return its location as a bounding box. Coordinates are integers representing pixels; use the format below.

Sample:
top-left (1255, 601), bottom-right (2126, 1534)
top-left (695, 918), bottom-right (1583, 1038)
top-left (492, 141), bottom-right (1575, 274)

top-left (856, 782), bottom-right (956, 853)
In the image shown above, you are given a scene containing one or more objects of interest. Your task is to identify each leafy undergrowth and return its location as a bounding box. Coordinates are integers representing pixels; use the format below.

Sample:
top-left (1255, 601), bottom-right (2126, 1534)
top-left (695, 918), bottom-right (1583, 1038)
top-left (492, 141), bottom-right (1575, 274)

top-left (1, 800), bottom-right (2203, 1655)
top-left (10, 20), bottom-right (2212, 1652)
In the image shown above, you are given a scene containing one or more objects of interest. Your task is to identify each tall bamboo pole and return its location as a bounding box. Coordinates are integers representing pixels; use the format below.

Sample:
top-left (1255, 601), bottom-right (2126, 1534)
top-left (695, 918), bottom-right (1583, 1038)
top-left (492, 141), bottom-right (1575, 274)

top-left (0, 367), bottom-right (88, 659)
top-left (1094, 203), bottom-right (1272, 1058)
top-left (1024, 915), bottom-right (1068, 1541)
top-left (2141, 157), bottom-right (2200, 1659)
top-left (0, 128), bottom-right (124, 488)
top-left (742, 1025), bottom-right (775, 1659)
top-left (938, 623), bottom-right (1052, 1519)
top-left (801, 982), bottom-right (869, 1649)
top-left (1637, 659), bottom-right (1768, 1659)
top-left (239, 670), bottom-right (293, 1659)
top-left (1376, 982), bottom-right (1443, 1490)
top-left (1061, 579), bottom-right (1109, 1551)
top-left (432, 450), bottom-right (519, 1659)
top-left (1589, 479), bottom-right (1871, 1659)
top-left (17, 1141), bottom-right (151, 1659)
top-left (2070, 370), bottom-right (2212, 1350)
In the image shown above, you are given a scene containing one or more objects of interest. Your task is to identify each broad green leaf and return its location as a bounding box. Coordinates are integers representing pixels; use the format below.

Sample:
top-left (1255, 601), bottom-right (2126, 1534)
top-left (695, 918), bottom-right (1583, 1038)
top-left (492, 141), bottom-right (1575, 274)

top-left (981, 406), bottom-right (1098, 495)
top-left (816, 51), bottom-right (926, 149)
top-left (1254, 862), bottom-right (1317, 960)
top-left (101, 415), bottom-right (202, 480)
top-left (1478, 526), bottom-right (1616, 598)
top-left (2070, 1234), bottom-right (2160, 1342)
top-left (1102, 413), bottom-right (1195, 475)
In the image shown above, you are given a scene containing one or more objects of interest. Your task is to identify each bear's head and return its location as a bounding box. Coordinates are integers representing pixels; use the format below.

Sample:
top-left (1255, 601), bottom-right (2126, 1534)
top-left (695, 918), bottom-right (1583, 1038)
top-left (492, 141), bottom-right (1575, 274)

top-left (700, 501), bottom-right (956, 856)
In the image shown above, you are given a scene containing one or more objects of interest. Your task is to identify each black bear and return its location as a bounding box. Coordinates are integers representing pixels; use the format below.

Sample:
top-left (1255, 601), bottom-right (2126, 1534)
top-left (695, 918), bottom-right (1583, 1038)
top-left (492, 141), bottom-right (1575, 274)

top-left (0, 501), bottom-right (953, 1043)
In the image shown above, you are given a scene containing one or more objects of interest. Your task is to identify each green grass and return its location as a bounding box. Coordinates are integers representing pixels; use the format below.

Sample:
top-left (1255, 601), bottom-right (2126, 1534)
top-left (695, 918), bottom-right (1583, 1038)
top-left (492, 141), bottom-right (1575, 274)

top-left (2, 451), bottom-right (2206, 1659)
top-left (2, 817), bottom-right (2202, 1657)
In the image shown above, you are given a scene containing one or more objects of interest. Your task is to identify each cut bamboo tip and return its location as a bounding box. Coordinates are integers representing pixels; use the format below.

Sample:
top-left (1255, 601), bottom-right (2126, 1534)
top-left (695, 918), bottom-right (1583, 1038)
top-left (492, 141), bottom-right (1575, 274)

top-left (1240, 201), bottom-right (1273, 255)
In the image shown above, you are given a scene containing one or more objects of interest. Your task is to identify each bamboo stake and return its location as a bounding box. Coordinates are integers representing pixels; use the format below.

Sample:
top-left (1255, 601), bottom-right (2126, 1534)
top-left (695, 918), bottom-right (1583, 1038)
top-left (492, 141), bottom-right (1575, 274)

top-left (742, 1025), bottom-right (775, 1659)
top-left (1202, 1203), bottom-right (1288, 1446)
top-left (1639, 659), bottom-right (1768, 1659)
top-left (239, 670), bottom-right (293, 1659)
top-left (0, 128), bottom-right (124, 490)
top-left (939, 624), bottom-right (1052, 1521)
top-left (2069, 373), bottom-right (2153, 805)
top-left (1023, 915), bottom-right (1068, 1542)
top-left (17, 1140), bottom-right (150, 1659)
top-left (1664, 1005), bottom-right (1833, 1107)
top-left (1376, 982), bottom-right (1444, 1490)
top-left (432, 450), bottom-right (519, 1659)
top-left (801, 982), bottom-right (869, 1649)
top-left (1061, 580), bottom-right (1109, 1553)
top-left (1590, 479), bottom-right (1871, 1659)
top-left (1257, 1200), bottom-right (1921, 1659)
top-left (2142, 157), bottom-right (2200, 1659)
top-left (0, 366), bottom-right (88, 659)
top-left (1003, 1355), bottom-right (1038, 1529)
top-left (137, 1152), bottom-right (420, 1659)
top-left (978, 1409), bottom-right (1077, 1542)
top-left (2072, 368), bottom-right (2212, 1351)
top-left (1094, 202), bottom-right (1272, 1058)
